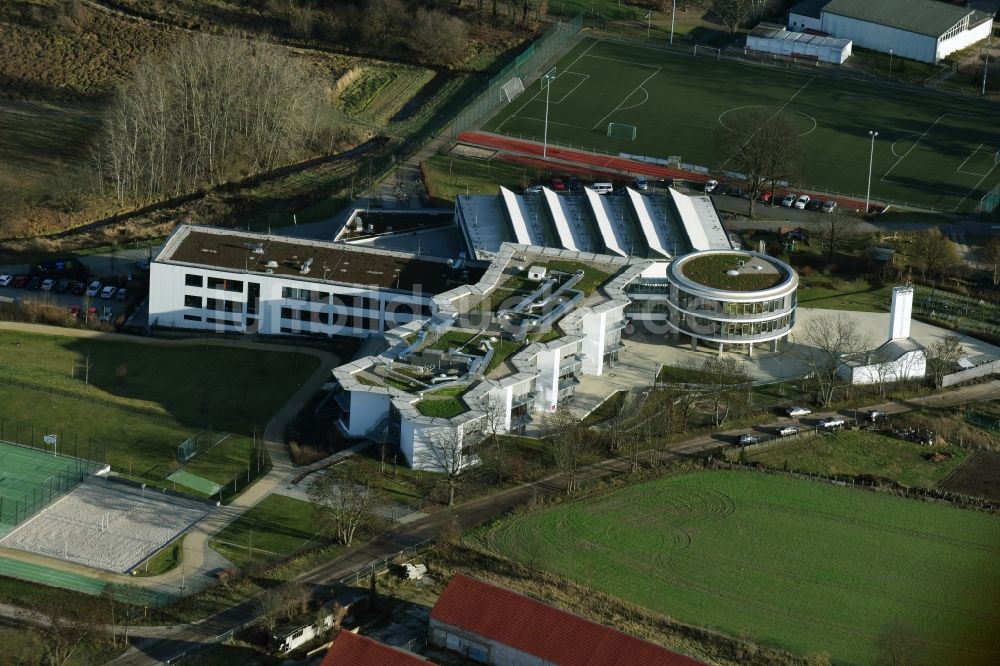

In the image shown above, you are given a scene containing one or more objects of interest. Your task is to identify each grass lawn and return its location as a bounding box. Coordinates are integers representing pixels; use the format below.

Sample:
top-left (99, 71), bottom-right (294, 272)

top-left (657, 364), bottom-right (714, 384)
top-left (415, 386), bottom-right (468, 418)
top-left (796, 277), bottom-right (894, 312)
top-left (479, 470), bottom-right (1000, 665)
top-left (210, 495), bottom-right (328, 568)
top-left (429, 330), bottom-right (482, 353)
top-left (743, 430), bottom-right (968, 488)
top-left (543, 260), bottom-right (612, 295)
top-left (0, 330), bottom-right (317, 479)
top-left (423, 154), bottom-right (548, 203)
top-left (485, 37), bottom-right (1000, 212)
top-left (135, 535), bottom-right (184, 577)
top-left (486, 337), bottom-right (524, 373)
top-left (183, 434), bottom-right (268, 489)
top-left (331, 453), bottom-right (433, 505)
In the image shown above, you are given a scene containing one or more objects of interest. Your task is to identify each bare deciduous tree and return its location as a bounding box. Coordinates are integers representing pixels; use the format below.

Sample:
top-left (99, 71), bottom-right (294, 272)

top-left (976, 235), bottom-right (1000, 286)
top-left (816, 212), bottom-right (864, 259)
top-left (363, 0), bottom-right (406, 48)
top-left (409, 8), bottom-right (468, 66)
top-left (103, 583), bottom-right (148, 647)
top-left (255, 581), bottom-right (312, 634)
top-left (720, 109), bottom-right (800, 217)
top-left (543, 410), bottom-right (591, 494)
top-left (98, 32), bottom-right (337, 203)
top-left (794, 314), bottom-right (870, 406)
top-left (711, 0), bottom-right (753, 34)
top-left (417, 425), bottom-right (476, 505)
top-left (307, 467), bottom-right (383, 545)
top-left (908, 228), bottom-right (960, 282)
top-left (691, 355), bottom-right (753, 426)
top-left (924, 334), bottom-right (965, 388)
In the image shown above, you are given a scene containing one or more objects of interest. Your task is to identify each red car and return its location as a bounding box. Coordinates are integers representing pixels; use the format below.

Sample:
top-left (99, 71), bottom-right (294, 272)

top-left (86, 306), bottom-right (97, 322)
top-left (69, 305), bottom-right (80, 319)
top-left (759, 191), bottom-right (773, 204)
top-left (11, 275), bottom-right (29, 288)
top-left (550, 178), bottom-right (565, 191)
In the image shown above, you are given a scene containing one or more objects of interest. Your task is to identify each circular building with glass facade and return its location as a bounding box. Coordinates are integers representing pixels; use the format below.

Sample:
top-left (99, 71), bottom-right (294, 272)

top-left (664, 250), bottom-right (798, 355)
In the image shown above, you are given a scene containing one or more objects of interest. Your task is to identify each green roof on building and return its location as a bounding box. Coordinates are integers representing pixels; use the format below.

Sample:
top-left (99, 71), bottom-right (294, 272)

top-left (822, 0), bottom-right (981, 37)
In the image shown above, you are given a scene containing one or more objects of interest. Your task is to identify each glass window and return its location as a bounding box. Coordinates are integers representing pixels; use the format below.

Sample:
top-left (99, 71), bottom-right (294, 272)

top-left (184, 295), bottom-right (202, 308)
top-left (185, 274), bottom-right (203, 287)
top-left (206, 277), bottom-right (243, 293)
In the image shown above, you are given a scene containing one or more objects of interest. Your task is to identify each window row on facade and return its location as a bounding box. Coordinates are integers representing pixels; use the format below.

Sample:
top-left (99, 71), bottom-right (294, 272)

top-left (678, 313), bottom-right (793, 339)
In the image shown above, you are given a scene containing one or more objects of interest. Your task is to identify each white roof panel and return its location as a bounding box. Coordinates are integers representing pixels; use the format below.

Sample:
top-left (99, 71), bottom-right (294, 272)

top-left (669, 188), bottom-right (732, 251)
top-left (626, 188), bottom-right (670, 258)
top-left (583, 187), bottom-right (626, 256)
top-left (500, 186), bottom-right (535, 246)
top-left (542, 187), bottom-right (580, 252)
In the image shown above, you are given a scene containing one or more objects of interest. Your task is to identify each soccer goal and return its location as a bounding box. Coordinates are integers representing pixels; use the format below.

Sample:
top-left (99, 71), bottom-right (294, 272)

top-left (693, 44), bottom-right (722, 60)
top-left (607, 122), bottom-right (637, 140)
top-left (501, 76), bottom-right (526, 103)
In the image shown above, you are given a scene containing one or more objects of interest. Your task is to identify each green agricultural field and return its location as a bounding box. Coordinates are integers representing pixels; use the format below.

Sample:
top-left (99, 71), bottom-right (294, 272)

top-left (743, 430), bottom-right (967, 488)
top-left (0, 330), bottom-right (317, 479)
top-left (480, 471), bottom-right (1000, 664)
top-left (484, 37), bottom-right (1000, 212)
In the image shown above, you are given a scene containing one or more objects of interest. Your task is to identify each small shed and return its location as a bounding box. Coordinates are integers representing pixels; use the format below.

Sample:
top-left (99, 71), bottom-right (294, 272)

top-left (527, 266), bottom-right (547, 281)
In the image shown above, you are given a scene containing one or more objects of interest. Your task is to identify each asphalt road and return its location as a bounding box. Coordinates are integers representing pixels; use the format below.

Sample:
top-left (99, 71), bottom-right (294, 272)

top-left (105, 379), bottom-right (1000, 665)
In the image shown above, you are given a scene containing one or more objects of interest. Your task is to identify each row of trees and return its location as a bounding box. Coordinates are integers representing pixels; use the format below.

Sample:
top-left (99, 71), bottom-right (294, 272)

top-left (95, 33), bottom-right (338, 204)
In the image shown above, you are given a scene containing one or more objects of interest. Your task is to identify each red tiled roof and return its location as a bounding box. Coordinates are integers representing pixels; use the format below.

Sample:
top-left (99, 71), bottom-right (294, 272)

top-left (320, 630), bottom-right (428, 666)
top-left (430, 575), bottom-right (706, 666)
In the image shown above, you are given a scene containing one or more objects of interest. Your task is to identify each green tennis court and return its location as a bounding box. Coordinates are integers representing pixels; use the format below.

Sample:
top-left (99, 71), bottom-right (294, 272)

top-left (167, 470), bottom-right (222, 496)
top-left (0, 440), bottom-right (93, 534)
top-left (0, 555), bottom-right (171, 605)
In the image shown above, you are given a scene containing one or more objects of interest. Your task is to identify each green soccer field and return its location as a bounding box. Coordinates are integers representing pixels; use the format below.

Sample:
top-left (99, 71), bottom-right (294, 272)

top-left (479, 470), bottom-right (1000, 665)
top-left (484, 37), bottom-right (1000, 212)
top-left (0, 441), bottom-right (91, 534)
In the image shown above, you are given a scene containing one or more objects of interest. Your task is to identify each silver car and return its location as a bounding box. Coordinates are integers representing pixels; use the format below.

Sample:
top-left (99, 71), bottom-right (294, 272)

top-left (786, 406), bottom-right (811, 417)
top-left (822, 200), bottom-right (837, 213)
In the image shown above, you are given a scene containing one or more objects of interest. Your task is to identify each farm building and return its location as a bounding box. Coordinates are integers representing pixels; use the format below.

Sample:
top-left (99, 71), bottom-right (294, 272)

top-left (788, 0), bottom-right (993, 63)
top-left (428, 574), bottom-right (706, 666)
top-left (320, 630), bottom-right (428, 665)
top-left (746, 24), bottom-right (852, 64)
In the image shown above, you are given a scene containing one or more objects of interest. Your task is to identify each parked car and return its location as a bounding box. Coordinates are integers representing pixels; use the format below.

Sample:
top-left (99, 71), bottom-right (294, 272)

top-left (0, 274), bottom-right (11, 287)
top-left (738, 433), bottom-right (760, 446)
top-left (633, 176), bottom-right (649, 191)
top-left (794, 194), bottom-right (810, 209)
top-left (69, 305), bottom-right (80, 319)
top-left (71, 281), bottom-right (86, 296)
top-left (116, 288), bottom-right (128, 301)
top-left (133, 259), bottom-right (151, 272)
top-left (822, 200), bottom-right (838, 213)
top-left (27, 277), bottom-right (42, 291)
top-left (100, 285), bottom-right (117, 299)
top-left (12, 275), bottom-right (30, 288)
top-left (786, 406), bottom-right (811, 417)
top-left (806, 199), bottom-right (823, 211)
top-left (56, 279), bottom-right (70, 293)
top-left (86, 306), bottom-right (97, 321)
top-left (781, 193), bottom-right (796, 207)
top-left (86, 280), bottom-right (102, 297)
top-left (524, 185), bottom-right (543, 195)
top-left (100, 306), bottom-right (114, 322)
top-left (819, 417), bottom-right (845, 429)
top-left (777, 425), bottom-right (799, 437)
top-left (550, 177), bottom-right (565, 191)
top-left (40, 278), bottom-right (56, 291)
top-left (866, 409), bottom-right (887, 422)
top-left (704, 179), bottom-right (718, 193)
top-left (759, 191), bottom-right (773, 204)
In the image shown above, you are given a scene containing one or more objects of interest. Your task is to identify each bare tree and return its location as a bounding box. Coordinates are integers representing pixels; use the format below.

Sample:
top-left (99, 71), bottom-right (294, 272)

top-left (720, 109), bottom-right (800, 217)
top-left (98, 32), bottom-right (336, 203)
top-left (976, 235), bottom-right (1000, 286)
top-left (103, 583), bottom-right (148, 647)
top-left (479, 392), bottom-right (507, 450)
top-left (416, 425), bottom-right (476, 506)
top-left (691, 356), bottom-right (753, 426)
top-left (307, 467), bottom-right (383, 545)
top-left (543, 410), bottom-right (591, 494)
top-left (25, 598), bottom-right (99, 666)
top-left (924, 334), bottom-right (965, 388)
top-left (711, 0), bottom-right (753, 34)
top-left (255, 581), bottom-right (312, 634)
top-left (410, 8), bottom-right (468, 66)
top-left (908, 228), bottom-right (960, 282)
top-left (816, 212), bottom-right (864, 260)
top-left (794, 314), bottom-right (870, 406)
top-left (363, 0), bottom-right (406, 49)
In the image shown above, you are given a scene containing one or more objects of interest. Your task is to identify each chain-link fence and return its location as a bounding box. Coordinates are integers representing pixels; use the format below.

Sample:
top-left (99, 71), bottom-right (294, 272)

top-left (450, 13), bottom-right (583, 140)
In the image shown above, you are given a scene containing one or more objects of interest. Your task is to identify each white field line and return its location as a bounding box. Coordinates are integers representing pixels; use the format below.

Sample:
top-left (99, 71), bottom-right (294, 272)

top-left (591, 68), bottom-right (661, 131)
top-left (956, 142), bottom-right (990, 177)
top-left (617, 86), bottom-right (650, 112)
top-left (495, 40), bottom-right (601, 132)
top-left (880, 113), bottom-right (946, 182)
top-left (952, 159), bottom-right (999, 212)
top-left (581, 53), bottom-right (664, 69)
top-left (513, 117), bottom-right (591, 130)
top-left (718, 76), bottom-right (815, 169)
top-left (552, 71), bottom-right (590, 105)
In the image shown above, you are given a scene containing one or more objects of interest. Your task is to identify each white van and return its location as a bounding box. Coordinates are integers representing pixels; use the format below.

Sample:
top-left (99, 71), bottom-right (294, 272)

top-left (591, 182), bottom-right (613, 195)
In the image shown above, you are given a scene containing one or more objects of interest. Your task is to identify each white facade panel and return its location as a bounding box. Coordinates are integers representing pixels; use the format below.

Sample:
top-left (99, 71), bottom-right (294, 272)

top-left (889, 285), bottom-right (914, 341)
top-left (346, 391), bottom-right (391, 437)
top-left (821, 13), bottom-right (939, 62)
top-left (840, 350), bottom-right (926, 385)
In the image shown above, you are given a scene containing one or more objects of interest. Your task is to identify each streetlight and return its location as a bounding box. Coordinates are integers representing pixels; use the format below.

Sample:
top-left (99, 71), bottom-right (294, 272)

top-left (888, 49), bottom-right (894, 80)
top-left (982, 31), bottom-right (992, 96)
top-left (541, 68), bottom-right (557, 158)
top-left (866, 130), bottom-right (878, 214)
top-left (670, 0), bottom-right (677, 46)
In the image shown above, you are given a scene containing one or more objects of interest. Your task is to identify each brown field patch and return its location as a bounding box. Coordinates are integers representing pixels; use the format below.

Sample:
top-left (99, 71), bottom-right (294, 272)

top-left (939, 450), bottom-right (1000, 501)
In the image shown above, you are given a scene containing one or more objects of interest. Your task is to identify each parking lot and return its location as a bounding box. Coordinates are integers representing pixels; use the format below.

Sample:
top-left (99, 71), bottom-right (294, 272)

top-left (0, 251), bottom-right (150, 326)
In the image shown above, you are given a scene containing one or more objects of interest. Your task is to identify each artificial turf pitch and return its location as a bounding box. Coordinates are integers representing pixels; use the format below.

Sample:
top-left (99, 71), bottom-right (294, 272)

top-left (481, 470), bottom-right (1000, 665)
top-left (485, 37), bottom-right (1000, 212)
top-left (0, 441), bottom-right (92, 534)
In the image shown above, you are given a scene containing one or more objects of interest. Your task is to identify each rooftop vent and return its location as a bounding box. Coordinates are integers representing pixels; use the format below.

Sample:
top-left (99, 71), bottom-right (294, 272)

top-left (726, 269), bottom-right (740, 277)
top-left (265, 260), bottom-right (279, 269)
top-left (300, 257), bottom-right (313, 275)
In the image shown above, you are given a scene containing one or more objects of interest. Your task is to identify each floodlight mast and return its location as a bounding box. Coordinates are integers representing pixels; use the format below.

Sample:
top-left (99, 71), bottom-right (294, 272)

top-left (542, 68), bottom-right (557, 158)
top-left (866, 130), bottom-right (878, 213)
top-left (670, 0), bottom-right (676, 45)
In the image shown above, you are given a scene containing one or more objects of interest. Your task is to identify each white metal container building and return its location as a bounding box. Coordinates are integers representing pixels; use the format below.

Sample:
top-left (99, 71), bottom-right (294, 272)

top-left (746, 24), bottom-right (852, 64)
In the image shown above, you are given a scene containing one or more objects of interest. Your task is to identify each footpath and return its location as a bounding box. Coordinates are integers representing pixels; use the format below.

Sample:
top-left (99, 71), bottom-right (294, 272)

top-left (107, 379), bottom-right (1000, 665)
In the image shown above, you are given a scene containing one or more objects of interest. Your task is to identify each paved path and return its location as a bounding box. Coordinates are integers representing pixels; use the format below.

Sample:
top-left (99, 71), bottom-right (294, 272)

top-left (106, 378), bottom-right (1000, 664)
top-left (0, 322), bottom-right (341, 597)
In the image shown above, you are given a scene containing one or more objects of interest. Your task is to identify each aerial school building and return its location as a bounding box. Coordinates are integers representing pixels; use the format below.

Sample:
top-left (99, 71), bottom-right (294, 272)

top-left (788, 0), bottom-right (993, 63)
